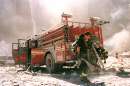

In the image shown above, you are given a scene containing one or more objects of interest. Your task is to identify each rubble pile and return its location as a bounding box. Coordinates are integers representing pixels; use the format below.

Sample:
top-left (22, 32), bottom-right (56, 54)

top-left (0, 56), bottom-right (130, 86)
top-left (0, 66), bottom-right (77, 86)
top-left (91, 74), bottom-right (130, 86)
top-left (90, 56), bottom-right (130, 86)
top-left (104, 56), bottom-right (130, 70)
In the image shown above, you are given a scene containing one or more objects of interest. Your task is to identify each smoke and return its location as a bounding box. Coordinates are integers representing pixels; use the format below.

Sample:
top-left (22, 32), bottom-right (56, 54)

top-left (0, 0), bottom-right (130, 56)
top-left (0, 0), bottom-right (33, 42)
top-left (0, 40), bottom-right (11, 56)
top-left (104, 0), bottom-right (130, 53)
top-left (104, 29), bottom-right (130, 54)
top-left (111, 8), bottom-right (124, 22)
top-left (0, 0), bottom-right (33, 56)
top-left (36, 0), bottom-right (89, 31)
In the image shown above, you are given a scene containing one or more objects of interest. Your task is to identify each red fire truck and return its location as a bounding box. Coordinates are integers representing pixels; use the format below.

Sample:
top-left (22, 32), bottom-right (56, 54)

top-left (12, 13), bottom-right (109, 73)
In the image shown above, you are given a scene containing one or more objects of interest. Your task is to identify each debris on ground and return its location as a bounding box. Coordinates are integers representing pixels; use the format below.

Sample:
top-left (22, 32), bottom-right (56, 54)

top-left (0, 56), bottom-right (130, 86)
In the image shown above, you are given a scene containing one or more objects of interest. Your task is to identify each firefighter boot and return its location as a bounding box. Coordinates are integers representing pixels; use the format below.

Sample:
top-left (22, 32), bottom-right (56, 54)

top-left (80, 73), bottom-right (92, 85)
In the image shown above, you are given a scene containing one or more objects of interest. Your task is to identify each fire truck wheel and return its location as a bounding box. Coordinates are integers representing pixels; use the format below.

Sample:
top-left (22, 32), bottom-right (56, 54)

top-left (46, 54), bottom-right (56, 73)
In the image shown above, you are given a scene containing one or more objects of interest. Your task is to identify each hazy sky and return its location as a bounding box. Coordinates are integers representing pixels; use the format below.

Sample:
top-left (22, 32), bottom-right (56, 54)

top-left (0, 0), bottom-right (130, 56)
top-left (0, 0), bottom-right (129, 42)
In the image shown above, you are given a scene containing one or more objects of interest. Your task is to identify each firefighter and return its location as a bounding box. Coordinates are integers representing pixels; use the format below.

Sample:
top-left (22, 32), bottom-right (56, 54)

top-left (73, 32), bottom-right (93, 84)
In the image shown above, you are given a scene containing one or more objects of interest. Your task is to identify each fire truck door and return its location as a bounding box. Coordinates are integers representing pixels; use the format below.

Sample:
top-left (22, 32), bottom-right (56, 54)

top-left (26, 39), bottom-right (31, 66)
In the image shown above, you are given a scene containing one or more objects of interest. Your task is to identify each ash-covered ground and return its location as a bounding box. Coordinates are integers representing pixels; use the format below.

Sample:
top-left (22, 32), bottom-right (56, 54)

top-left (0, 56), bottom-right (130, 86)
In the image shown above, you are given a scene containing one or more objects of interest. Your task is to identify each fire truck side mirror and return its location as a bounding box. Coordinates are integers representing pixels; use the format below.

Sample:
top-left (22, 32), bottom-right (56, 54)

top-left (28, 40), bottom-right (38, 48)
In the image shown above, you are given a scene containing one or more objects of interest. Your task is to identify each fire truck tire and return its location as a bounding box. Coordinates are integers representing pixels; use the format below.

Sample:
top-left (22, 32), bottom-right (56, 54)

top-left (45, 54), bottom-right (56, 73)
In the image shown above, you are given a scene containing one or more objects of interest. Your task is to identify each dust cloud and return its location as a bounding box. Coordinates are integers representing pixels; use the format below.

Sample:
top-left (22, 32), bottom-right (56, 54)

top-left (0, 0), bottom-right (130, 56)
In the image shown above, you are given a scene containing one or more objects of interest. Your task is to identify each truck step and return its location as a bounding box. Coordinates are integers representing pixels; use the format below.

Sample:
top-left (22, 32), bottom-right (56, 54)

top-left (65, 60), bottom-right (76, 63)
